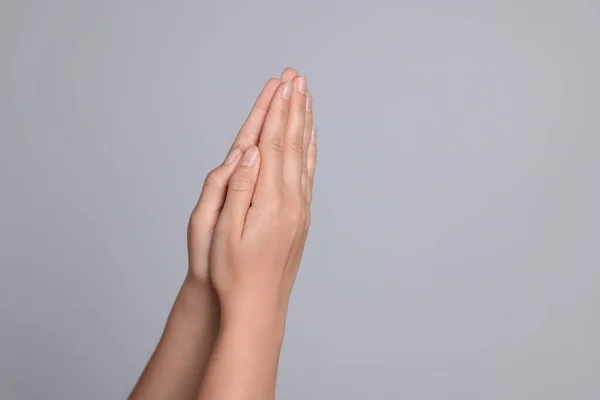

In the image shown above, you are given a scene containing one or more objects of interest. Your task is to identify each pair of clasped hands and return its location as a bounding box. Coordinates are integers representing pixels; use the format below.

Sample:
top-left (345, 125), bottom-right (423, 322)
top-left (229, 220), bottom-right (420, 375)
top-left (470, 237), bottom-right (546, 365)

top-left (189, 66), bottom-right (316, 321)
top-left (129, 67), bottom-right (317, 400)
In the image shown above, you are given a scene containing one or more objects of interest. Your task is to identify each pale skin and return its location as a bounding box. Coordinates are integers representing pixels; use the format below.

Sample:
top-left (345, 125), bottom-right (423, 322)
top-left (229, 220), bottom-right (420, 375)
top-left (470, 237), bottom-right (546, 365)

top-left (129, 67), bottom-right (317, 400)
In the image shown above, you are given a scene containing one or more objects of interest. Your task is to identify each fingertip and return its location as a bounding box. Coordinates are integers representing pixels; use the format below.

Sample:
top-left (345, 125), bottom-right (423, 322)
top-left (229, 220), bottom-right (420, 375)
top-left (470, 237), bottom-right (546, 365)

top-left (280, 67), bottom-right (298, 82)
top-left (265, 77), bottom-right (281, 90)
top-left (294, 75), bottom-right (307, 95)
top-left (224, 145), bottom-right (242, 165)
top-left (258, 77), bottom-right (282, 104)
top-left (240, 145), bottom-right (260, 167)
top-left (256, 77), bottom-right (281, 107)
top-left (281, 80), bottom-right (293, 101)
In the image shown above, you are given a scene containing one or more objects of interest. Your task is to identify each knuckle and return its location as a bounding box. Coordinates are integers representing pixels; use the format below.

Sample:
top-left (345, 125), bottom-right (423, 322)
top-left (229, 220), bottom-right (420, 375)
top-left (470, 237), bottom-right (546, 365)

top-left (262, 194), bottom-right (283, 216)
top-left (283, 196), bottom-right (306, 224)
top-left (269, 194), bottom-right (285, 213)
top-left (265, 137), bottom-right (284, 154)
top-left (292, 98), bottom-right (306, 113)
top-left (188, 208), bottom-right (202, 228)
top-left (275, 104), bottom-right (289, 119)
top-left (283, 209), bottom-right (301, 225)
top-left (228, 175), bottom-right (252, 192)
top-left (252, 102), bottom-right (269, 115)
top-left (288, 137), bottom-right (304, 154)
top-left (291, 194), bottom-right (306, 209)
top-left (239, 121), bottom-right (260, 140)
top-left (203, 168), bottom-right (222, 189)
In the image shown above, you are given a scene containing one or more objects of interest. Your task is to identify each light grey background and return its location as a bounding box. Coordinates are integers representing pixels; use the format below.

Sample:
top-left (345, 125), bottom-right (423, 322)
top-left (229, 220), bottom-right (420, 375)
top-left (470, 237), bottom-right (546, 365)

top-left (1, 0), bottom-right (599, 399)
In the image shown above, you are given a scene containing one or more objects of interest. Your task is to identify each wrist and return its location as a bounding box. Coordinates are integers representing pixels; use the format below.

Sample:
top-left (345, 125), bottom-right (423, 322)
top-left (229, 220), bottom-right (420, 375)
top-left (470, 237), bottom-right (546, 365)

top-left (180, 274), bottom-right (220, 314)
top-left (184, 269), bottom-right (212, 289)
top-left (220, 301), bottom-right (288, 343)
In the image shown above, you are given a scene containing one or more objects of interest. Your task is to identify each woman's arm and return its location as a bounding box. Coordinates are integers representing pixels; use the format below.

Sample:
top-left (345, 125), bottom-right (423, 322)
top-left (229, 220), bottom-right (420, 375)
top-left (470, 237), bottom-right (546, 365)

top-left (129, 278), bottom-right (219, 400)
top-left (198, 74), bottom-right (317, 400)
top-left (129, 68), bottom-right (300, 400)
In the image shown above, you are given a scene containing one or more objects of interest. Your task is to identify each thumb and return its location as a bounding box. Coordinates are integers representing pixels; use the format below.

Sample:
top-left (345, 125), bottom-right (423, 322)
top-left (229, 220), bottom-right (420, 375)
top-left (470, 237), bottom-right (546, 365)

top-left (191, 146), bottom-right (242, 228)
top-left (219, 145), bottom-right (260, 236)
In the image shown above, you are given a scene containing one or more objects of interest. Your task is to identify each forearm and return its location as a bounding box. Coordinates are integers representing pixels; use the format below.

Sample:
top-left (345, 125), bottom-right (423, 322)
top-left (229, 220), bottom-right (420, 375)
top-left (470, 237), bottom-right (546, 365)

top-left (197, 307), bottom-right (287, 400)
top-left (130, 275), bottom-right (220, 400)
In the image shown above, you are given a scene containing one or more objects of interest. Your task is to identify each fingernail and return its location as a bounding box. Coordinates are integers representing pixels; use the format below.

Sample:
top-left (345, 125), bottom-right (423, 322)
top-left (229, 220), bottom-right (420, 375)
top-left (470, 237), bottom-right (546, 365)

top-left (306, 92), bottom-right (312, 112)
top-left (241, 145), bottom-right (258, 166)
top-left (297, 76), bottom-right (307, 94)
top-left (224, 145), bottom-right (241, 164)
top-left (282, 81), bottom-right (292, 100)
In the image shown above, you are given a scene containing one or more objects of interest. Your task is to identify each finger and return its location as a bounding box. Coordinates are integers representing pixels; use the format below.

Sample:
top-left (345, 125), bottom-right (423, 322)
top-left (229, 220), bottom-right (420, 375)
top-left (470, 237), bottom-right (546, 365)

top-left (191, 146), bottom-right (243, 231)
top-left (255, 81), bottom-right (292, 195)
top-left (219, 145), bottom-right (260, 236)
top-left (230, 69), bottom-right (296, 152)
top-left (306, 128), bottom-right (317, 205)
top-left (301, 91), bottom-right (313, 199)
top-left (280, 66), bottom-right (298, 83)
top-left (230, 78), bottom-right (281, 151)
top-left (283, 75), bottom-right (307, 190)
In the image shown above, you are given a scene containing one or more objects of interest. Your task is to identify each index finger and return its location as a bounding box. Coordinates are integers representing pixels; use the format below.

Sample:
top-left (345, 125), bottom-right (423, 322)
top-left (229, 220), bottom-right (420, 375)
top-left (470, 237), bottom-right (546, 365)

top-left (280, 66), bottom-right (298, 83)
top-left (228, 77), bottom-right (281, 152)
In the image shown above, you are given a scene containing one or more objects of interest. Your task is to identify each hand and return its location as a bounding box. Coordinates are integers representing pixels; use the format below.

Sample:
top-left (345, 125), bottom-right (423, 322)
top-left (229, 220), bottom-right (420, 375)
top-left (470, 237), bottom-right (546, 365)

top-left (130, 68), bottom-right (304, 400)
top-left (186, 68), bottom-right (301, 286)
top-left (209, 75), bottom-right (317, 323)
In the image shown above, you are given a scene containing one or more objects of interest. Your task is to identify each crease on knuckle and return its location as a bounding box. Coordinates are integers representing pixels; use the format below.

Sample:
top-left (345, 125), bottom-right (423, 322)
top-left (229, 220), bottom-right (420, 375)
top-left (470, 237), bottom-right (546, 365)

top-left (250, 98), bottom-right (270, 115)
top-left (275, 105), bottom-right (289, 120)
top-left (228, 176), bottom-right (252, 193)
top-left (293, 99), bottom-right (306, 113)
top-left (288, 137), bottom-right (304, 154)
top-left (265, 137), bottom-right (284, 153)
top-left (239, 121), bottom-right (260, 140)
